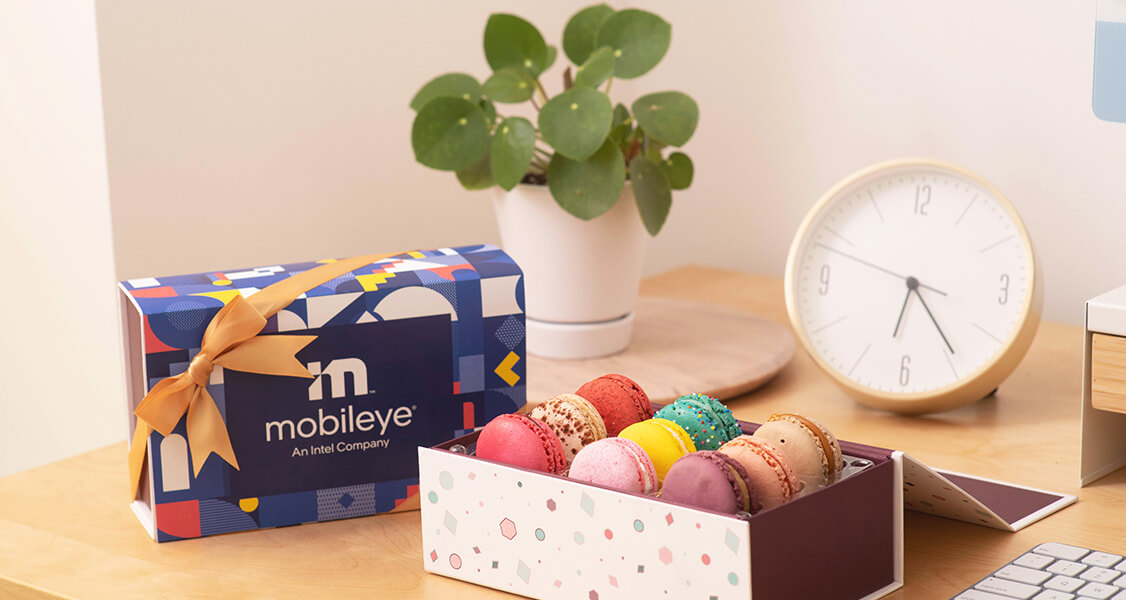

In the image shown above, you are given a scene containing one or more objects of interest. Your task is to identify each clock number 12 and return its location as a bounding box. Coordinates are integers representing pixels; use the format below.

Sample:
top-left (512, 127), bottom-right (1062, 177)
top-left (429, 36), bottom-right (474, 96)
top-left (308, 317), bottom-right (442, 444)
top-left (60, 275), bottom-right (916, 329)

top-left (914, 185), bottom-right (931, 216)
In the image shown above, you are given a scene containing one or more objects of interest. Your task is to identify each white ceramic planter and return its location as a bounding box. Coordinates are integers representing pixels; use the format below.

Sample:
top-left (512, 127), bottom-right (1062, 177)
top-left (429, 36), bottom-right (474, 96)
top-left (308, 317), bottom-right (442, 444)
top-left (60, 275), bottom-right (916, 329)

top-left (493, 183), bottom-right (647, 359)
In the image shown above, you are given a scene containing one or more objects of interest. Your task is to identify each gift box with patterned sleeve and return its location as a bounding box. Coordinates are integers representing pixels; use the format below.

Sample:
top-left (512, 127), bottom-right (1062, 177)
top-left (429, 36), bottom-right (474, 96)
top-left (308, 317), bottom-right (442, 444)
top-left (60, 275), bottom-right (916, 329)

top-left (119, 245), bottom-right (525, 541)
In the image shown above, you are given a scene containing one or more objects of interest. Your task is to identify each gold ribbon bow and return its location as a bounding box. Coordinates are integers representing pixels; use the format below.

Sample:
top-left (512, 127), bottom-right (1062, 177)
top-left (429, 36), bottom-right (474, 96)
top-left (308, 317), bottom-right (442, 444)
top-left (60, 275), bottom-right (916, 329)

top-left (128, 252), bottom-right (397, 499)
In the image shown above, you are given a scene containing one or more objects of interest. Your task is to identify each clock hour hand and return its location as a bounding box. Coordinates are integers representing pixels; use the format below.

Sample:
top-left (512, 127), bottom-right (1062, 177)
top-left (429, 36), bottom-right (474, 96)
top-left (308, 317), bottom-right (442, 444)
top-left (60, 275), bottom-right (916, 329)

top-left (911, 283), bottom-right (954, 354)
top-left (814, 243), bottom-right (947, 296)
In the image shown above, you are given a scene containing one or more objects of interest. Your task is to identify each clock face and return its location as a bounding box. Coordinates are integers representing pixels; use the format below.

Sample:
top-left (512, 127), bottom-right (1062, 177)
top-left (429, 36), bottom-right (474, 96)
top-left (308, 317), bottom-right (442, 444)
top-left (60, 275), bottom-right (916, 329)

top-left (787, 160), bottom-right (1036, 399)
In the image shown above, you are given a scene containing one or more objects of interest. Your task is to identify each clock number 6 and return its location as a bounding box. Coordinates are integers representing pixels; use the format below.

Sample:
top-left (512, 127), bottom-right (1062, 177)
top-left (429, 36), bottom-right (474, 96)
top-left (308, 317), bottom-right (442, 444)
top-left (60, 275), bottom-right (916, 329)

top-left (899, 355), bottom-right (910, 386)
top-left (999, 274), bottom-right (1009, 305)
top-left (914, 185), bottom-right (931, 216)
top-left (819, 265), bottom-right (830, 295)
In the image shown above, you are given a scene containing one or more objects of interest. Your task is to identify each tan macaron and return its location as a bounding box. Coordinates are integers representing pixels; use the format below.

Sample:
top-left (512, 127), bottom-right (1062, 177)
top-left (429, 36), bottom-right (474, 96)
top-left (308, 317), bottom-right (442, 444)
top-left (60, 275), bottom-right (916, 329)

top-left (752, 413), bottom-right (843, 494)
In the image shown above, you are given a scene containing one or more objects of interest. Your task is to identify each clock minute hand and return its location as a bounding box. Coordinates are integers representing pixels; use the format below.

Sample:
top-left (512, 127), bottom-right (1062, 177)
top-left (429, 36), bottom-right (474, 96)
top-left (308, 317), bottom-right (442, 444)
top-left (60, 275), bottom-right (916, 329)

top-left (912, 285), bottom-right (954, 354)
top-left (814, 243), bottom-right (947, 296)
top-left (892, 285), bottom-right (912, 338)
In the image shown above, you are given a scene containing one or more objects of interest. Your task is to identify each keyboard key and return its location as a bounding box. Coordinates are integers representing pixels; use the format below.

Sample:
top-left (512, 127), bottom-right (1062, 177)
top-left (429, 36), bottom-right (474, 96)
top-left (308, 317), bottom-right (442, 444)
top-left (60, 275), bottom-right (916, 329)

top-left (997, 565), bottom-right (1054, 585)
top-left (1016, 553), bottom-right (1057, 570)
top-left (1111, 590), bottom-right (1126, 600)
top-left (1115, 573), bottom-right (1126, 588)
top-left (1037, 544), bottom-right (1093, 562)
top-left (1082, 568), bottom-right (1122, 584)
top-left (1050, 562), bottom-right (1090, 577)
top-left (1077, 582), bottom-right (1118, 598)
top-left (1046, 577), bottom-right (1087, 593)
top-left (957, 590), bottom-right (1020, 600)
top-left (1033, 591), bottom-right (1076, 600)
top-left (1084, 553), bottom-right (1123, 569)
top-left (976, 576), bottom-right (1041, 598)
top-left (1117, 561), bottom-right (1126, 574)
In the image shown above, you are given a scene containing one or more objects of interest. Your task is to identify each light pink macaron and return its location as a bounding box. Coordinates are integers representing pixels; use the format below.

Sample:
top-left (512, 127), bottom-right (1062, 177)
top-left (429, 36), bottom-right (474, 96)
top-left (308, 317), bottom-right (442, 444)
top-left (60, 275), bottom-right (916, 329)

top-left (719, 435), bottom-right (801, 510)
top-left (568, 437), bottom-right (658, 495)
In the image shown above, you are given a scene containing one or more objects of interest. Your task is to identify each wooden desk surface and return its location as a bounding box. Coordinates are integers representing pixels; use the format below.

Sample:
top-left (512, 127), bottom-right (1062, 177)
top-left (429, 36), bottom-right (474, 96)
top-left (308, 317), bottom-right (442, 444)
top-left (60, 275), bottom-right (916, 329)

top-left (2, 267), bottom-right (1123, 600)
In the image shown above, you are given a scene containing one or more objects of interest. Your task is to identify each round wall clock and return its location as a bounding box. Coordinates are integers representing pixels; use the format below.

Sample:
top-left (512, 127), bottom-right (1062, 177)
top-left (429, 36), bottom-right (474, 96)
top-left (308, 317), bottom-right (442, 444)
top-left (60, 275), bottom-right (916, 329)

top-left (784, 158), bottom-right (1042, 414)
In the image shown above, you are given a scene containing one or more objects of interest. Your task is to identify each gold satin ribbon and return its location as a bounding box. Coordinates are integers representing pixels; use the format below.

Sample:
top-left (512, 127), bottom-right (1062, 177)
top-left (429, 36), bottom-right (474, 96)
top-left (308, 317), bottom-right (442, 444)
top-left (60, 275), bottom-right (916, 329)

top-left (128, 252), bottom-right (398, 499)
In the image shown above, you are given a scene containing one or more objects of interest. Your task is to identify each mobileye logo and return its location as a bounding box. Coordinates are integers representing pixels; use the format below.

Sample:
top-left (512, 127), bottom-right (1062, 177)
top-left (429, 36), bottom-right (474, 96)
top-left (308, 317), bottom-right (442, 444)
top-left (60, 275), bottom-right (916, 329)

top-left (307, 358), bottom-right (367, 400)
top-left (263, 357), bottom-right (414, 442)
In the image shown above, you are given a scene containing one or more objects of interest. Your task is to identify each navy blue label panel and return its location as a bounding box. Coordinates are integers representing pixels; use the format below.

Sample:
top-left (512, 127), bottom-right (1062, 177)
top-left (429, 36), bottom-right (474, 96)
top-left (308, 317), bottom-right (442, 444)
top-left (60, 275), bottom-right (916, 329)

top-left (225, 316), bottom-right (457, 498)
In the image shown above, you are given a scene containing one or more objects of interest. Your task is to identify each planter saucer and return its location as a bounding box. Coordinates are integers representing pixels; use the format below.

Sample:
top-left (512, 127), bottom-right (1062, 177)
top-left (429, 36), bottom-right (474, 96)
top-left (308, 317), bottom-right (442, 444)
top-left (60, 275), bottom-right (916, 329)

top-left (526, 297), bottom-right (795, 404)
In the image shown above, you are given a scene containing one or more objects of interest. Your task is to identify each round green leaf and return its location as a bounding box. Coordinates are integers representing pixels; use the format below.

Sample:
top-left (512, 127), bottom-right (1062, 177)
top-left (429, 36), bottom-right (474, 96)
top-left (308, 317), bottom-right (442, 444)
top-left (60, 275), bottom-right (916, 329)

top-left (410, 73), bottom-right (481, 111)
top-left (574, 45), bottom-right (615, 89)
top-left (631, 91), bottom-right (699, 146)
top-left (545, 45), bottom-right (558, 71)
top-left (479, 99), bottom-right (497, 126)
top-left (483, 68), bottom-right (536, 103)
top-left (491, 117), bottom-right (536, 191)
top-left (548, 139), bottom-right (626, 220)
top-left (538, 88), bottom-right (613, 161)
top-left (595, 9), bottom-right (671, 79)
top-left (411, 96), bottom-right (490, 171)
top-left (563, 4), bottom-right (615, 66)
top-left (630, 155), bottom-right (672, 235)
top-left (484, 14), bottom-right (549, 76)
top-left (608, 121), bottom-right (632, 145)
top-left (456, 149), bottom-right (495, 190)
top-left (612, 103), bottom-right (631, 128)
top-left (662, 152), bottom-right (693, 190)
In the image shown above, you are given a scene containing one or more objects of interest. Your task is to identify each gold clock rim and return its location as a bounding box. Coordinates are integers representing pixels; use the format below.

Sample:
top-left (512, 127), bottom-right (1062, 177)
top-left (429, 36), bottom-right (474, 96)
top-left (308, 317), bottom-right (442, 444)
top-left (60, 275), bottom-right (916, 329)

top-left (783, 157), bottom-right (1043, 415)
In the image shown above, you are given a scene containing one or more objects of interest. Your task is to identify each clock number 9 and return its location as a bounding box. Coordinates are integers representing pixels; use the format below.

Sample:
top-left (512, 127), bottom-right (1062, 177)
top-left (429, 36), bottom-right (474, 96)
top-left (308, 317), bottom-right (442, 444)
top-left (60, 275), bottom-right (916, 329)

top-left (999, 274), bottom-right (1009, 305)
top-left (914, 185), bottom-right (931, 216)
top-left (899, 355), bottom-right (910, 386)
top-left (819, 265), bottom-right (830, 295)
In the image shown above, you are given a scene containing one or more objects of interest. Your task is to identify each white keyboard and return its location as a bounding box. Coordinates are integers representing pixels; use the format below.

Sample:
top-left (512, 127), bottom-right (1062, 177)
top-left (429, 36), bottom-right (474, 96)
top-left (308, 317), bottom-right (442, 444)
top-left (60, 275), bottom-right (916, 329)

top-left (953, 543), bottom-right (1126, 600)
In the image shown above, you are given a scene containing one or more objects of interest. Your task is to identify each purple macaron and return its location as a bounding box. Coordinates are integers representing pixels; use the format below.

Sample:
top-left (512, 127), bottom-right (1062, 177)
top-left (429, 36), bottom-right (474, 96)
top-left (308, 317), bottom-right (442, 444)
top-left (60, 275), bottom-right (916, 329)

top-left (659, 451), bottom-right (761, 515)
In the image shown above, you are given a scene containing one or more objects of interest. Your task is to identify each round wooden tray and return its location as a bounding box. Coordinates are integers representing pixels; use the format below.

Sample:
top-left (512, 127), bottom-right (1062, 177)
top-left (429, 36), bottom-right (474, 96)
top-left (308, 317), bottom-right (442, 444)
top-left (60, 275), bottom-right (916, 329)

top-left (527, 297), bottom-right (795, 405)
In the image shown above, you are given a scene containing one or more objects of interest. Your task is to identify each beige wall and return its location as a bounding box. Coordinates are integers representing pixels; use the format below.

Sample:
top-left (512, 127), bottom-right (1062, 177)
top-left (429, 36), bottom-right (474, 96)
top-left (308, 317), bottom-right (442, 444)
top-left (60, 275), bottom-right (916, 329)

top-left (0, 1), bottom-right (124, 477)
top-left (3, 0), bottom-right (1124, 475)
top-left (98, 0), bottom-right (1126, 327)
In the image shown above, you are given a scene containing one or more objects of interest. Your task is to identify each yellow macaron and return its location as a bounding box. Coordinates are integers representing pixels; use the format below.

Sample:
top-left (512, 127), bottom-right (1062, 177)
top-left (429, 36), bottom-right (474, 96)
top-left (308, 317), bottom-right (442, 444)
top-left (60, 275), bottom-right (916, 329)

top-left (618, 418), bottom-right (697, 482)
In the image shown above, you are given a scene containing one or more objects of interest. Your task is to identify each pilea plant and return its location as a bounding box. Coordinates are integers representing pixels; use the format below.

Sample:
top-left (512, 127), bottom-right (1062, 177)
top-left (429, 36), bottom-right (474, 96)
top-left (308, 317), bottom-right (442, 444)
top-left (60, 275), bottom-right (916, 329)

top-left (409, 5), bottom-right (698, 235)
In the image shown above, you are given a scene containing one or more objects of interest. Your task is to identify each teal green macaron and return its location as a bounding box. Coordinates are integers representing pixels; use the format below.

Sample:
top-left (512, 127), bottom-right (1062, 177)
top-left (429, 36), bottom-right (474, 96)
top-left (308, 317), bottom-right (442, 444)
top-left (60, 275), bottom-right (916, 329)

top-left (654, 393), bottom-right (741, 451)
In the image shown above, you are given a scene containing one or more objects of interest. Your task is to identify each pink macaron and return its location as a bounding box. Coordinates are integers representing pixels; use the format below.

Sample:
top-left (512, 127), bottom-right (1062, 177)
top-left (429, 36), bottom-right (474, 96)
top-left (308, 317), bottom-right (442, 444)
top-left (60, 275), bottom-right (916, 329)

top-left (475, 414), bottom-right (567, 474)
top-left (568, 437), bottom-right (658, 495)
top-left (719, 435), bottom-right (801, 510)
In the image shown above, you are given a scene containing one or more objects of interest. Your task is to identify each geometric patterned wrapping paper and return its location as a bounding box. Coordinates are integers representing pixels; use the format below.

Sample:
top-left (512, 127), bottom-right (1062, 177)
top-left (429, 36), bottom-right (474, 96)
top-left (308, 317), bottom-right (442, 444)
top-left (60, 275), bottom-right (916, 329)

top-left (119, 245), bottom-right (525, 542)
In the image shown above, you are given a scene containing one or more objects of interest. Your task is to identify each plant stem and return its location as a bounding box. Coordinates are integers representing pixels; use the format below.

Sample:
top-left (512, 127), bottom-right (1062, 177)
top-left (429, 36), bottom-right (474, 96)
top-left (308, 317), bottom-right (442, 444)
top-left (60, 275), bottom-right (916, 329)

top-left (533, 146), bottom-right (552, 158)
top-left (604, 76), bottom-right (613, 95)
top-left (534, 78), bottom-right (549, 103)
top-left (530, 96), bottom-right (540, 111)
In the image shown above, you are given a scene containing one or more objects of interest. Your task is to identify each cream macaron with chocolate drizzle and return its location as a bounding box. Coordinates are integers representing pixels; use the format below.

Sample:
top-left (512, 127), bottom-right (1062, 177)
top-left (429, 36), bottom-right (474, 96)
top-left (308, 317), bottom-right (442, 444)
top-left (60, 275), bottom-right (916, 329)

top-left (752, 413), bottom-right (843, 494)
top-left (530, 393), bottom-right (607, 464)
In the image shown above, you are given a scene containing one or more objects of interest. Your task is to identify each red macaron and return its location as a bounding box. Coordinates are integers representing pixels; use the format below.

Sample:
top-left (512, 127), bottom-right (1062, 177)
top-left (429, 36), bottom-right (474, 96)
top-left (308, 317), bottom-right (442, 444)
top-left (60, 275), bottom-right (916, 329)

top-left (475, 414), bottom-right (567, 474)
top-left (575, 374), bottom-right (654, 437)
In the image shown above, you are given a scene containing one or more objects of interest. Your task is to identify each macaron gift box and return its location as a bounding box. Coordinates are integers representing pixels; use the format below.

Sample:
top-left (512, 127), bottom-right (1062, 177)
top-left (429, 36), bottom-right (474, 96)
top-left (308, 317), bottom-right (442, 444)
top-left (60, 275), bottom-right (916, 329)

top-left (119, 245), bottom-right (526, 541)
top-left (419, 416), bottom-right (1075, 599)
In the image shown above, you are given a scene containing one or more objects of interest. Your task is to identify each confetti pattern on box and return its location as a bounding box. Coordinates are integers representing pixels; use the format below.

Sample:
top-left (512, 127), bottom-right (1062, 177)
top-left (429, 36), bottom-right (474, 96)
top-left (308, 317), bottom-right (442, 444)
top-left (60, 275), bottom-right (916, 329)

top-left (419, 448), bottom-right (752, 599)
top-left (900, 454), bottom-right (1009, 529)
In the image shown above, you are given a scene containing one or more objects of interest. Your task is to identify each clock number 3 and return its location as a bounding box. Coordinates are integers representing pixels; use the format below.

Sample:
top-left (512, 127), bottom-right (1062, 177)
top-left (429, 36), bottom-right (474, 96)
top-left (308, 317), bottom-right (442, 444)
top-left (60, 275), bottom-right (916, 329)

top-left (899, 355), bottom-right (910, 386)
top-left (819, 265), bottom-right (831, 295)
top-left (914, 185), bottom-right (931, 216)
top-left (999, 273), bottom-right (1009, 305)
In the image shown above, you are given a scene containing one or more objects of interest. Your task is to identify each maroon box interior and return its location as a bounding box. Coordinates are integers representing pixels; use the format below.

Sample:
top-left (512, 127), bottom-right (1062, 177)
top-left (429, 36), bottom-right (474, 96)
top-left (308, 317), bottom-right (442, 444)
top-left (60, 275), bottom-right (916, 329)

top-left (431, 418), bottom-right (898, 600)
